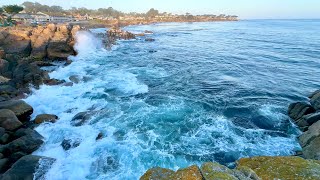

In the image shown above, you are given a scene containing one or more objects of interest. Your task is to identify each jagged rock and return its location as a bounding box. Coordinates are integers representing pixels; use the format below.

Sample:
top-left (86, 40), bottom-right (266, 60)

top-left (0, 109), bottom-right (23, 131)
top-left (0, 100), bottom-right (33, 122)
top-left (71, 111), bottom-right (92, 126)
top-left (34, 114), bottom-right (58, 124)
top-left (1, 155), bottom-right (55, 180)
top-left (200, 162), bottom-right (259, 180)
top-left (237, 156), bottom-right (320, 179)
top-left (288, 102), bottom-right (315, 121)
top-left (1, 29), bottom-right (32, 57)
top-left (13, 60), bottom-right (44, 88)
top-left (61, 139), bottom-right (80, 151)
top-left (2, 129), bottom-right (43, 156)
top-left (96, 132), bottom-right (104, 140)
top-left (310, 90), bottom-right (320, 110)
top-left (144, 30), bottom-right (153, 34)
top-left (299, 120), bottom-right (320, 160)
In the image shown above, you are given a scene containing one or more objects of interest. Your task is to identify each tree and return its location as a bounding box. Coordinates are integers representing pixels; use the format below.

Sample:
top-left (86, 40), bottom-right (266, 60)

top-left (3, 5), bottom-right (24, 15)
top-left (0, 8), bottom-right (4, 14)
top-left (146, 8), bottom-right (159, 18)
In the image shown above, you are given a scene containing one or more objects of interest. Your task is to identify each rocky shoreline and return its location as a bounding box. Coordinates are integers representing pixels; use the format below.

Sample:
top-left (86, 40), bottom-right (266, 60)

top-left (1, 24), bottom-right (320, 179)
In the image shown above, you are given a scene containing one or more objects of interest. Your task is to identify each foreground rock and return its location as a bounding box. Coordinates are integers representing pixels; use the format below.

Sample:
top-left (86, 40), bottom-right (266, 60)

top-left (0, 109), bottom-right (23, 131)
top-left (288, 89), bottom-right (320, 159)
top-left (237, 156), bottom-right (320, 179)
top-left (141, 156), bottom-right (320, 180)
top-left (0, 155), bottom-right (55, 180)
top-left (0, 100), bottom-right (33, 122)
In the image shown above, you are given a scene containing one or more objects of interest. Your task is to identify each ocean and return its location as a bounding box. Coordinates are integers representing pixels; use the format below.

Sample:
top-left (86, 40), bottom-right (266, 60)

top-left (25, 20), bottom-right (320, 179)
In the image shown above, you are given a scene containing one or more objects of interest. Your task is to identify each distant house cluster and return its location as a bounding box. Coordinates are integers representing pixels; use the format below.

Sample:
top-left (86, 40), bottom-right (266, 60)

top-left (11, 11), bottom-right (90, 24)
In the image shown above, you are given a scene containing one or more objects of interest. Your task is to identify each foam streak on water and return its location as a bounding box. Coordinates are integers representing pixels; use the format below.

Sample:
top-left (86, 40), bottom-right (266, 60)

top-left (24, 20), bottom-right (320, 179)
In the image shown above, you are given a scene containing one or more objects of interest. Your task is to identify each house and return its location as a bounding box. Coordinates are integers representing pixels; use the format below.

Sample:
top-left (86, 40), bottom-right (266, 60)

top-left (32, 12), bottom-right (50, 22)
top-left (11, 13), bottom-right (34, 23)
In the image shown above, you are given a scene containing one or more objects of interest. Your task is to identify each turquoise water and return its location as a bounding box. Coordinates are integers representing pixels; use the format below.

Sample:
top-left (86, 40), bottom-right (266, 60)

top-left (25, 20), bottom-right (320, 179)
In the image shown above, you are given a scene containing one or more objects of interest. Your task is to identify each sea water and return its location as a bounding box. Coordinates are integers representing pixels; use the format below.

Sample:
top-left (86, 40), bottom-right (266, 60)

top-left (25, 20), bottom-right (320, 179)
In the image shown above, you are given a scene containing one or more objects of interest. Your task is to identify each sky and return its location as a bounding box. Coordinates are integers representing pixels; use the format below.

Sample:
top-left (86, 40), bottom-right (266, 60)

top-left (1, 0), bottom-right (320, 19)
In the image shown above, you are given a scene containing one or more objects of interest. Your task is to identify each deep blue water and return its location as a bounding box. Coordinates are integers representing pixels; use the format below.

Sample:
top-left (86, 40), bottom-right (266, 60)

top-left (25, 20), bottom-right (320, 179)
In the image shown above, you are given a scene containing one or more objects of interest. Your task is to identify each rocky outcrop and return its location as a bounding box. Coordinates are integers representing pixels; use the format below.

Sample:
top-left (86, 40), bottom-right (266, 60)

top-left (141, 156), bottom-right (320, 180)
top-left (106, 27), bottom-right (136, 47)
top-left (0, 100), bottom-right (51, 176)
top-left (237, 156), bottom-right (320, 180)
top-left (288, 89), bottom-right (320, 160)
top-left (0, 155), bottom-right (55, 180)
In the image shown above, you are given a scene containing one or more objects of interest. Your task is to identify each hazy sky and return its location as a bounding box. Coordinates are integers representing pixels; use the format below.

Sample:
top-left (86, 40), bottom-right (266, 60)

top-left (1, 0), bottom-right (320, 19)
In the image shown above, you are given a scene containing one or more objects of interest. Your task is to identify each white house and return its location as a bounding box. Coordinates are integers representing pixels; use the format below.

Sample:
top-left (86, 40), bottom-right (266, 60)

top-left (32, 12), bottom-right (50, 22)
top-left (12, 13), bottom-right (34, 23)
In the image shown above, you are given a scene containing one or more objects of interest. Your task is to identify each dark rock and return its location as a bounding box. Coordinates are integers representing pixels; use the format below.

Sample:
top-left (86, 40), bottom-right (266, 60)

top-left (299, 120), bottom-right (320, 160)
top-left (144, 30), bottom-right (153, 34)
top-left (0, 85), bottom-right (18, 98)
top-left (1, 155), bottom-right (55, 180)
top-left (2, 130), bottom-right (43, 155)
top-left (303, 112), bottom-right (320, 125)
top-left (310, 90), bottom-right (320, 110)
top-left (13, 128), bottom-right (40, 139)
top-left (71, 111), bottom-right (92, 126)
top-left (8, 151), bottom-right (27, 166)
top-left (0, 153), bottom-right (3, 159)
top-left (0, 133), bottom-right (10, 144)
top-left (0, 49), bottom-right (5, 59)
top-left (0, 127), bottom-right (5, 137)
top-left (0, 158), bottom-right (9, 173)
top-left (34, 114), bottom-right (58, 124)
top-left (96, 132), bottom-right (103, 140)
top-left (61, 139), bottom-right (80, 151)
top-left (145, 38), bottom-right (155, 42)
top-left (288, 102), bottom-right (315, 121)
top-left (0, 109), bottom-right (23, 131)
top-left (69, 75), bottom-right (80, 84)
top-left (43, 78), bottom-right (66, 86)
top-left (12, 60), bottom-right (44, 88)
top-left (0, 59), bottom-right (9, 76)
top-left (0, 100), bottom-right (33, 122)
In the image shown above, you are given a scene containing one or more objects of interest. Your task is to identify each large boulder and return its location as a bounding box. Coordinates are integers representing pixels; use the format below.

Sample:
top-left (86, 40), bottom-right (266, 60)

top-left (1, 155), bottom-right (55, 180)
top-left (200, 162), bottom-right (259, 180)
top-left (47, 25), bottom-right (74, 60)
top-left (0, 109), bottom-right (23, 131)
top-left (310, 90), bottom-right (320, 110)
top-left (288, 102), bottom-right (315, 121)
top-left (237, 156), bottom-right (320, 179)
top-left (71, 111), bottom-right (92, 126)
top-left (1, 30), bottom-right (32, 57)
top-left (0, 100), bottom-right (33, 122)
top-left (299, 120), bottom-right (320, 160)
top-left (2, 129), bottom-right (43, 155)
top-left (13, 60), bottom-right (44, 88)
top-left (30, 26), bottom-right (55, 59)
top-left (140, 165), bottom-right (203, 180)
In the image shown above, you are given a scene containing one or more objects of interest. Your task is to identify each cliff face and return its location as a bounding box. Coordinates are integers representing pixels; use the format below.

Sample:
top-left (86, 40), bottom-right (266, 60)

top-left (0, 24), bottom-right (80, 60)
top-left (0, 24), bottom-right (81, 101)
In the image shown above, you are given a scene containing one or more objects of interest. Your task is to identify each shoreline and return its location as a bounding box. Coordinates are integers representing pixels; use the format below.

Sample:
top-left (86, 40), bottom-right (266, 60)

top-left (0, 22), bottom-right (320, 179)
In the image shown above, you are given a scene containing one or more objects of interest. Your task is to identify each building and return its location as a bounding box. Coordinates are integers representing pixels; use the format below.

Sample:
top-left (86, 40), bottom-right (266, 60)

top-left (32, 12), bottom-right (50, 22)
top-left (11, 13), bottom-right (34, 23)
top-left (50, 16), bottom-right (73, 23)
